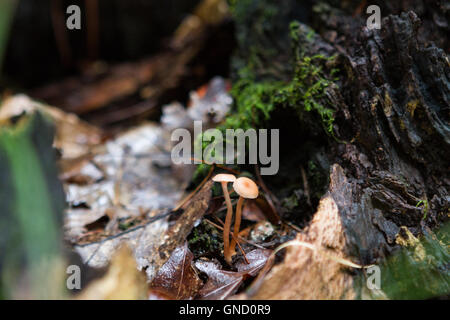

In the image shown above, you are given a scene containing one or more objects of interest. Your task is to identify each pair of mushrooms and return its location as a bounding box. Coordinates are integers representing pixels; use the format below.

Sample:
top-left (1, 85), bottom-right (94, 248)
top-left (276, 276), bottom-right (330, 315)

top-left (212, 174), bottom-right (259, 264)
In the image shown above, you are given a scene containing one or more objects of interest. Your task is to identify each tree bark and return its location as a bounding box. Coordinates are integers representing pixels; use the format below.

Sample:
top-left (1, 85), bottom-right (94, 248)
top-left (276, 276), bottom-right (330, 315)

top-left (231, 0), bottom-right (449, 299)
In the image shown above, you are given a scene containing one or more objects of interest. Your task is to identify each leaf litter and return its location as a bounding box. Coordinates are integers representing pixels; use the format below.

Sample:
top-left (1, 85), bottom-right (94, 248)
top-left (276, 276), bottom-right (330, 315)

top-left (2, 77), bottom-right (282, 299)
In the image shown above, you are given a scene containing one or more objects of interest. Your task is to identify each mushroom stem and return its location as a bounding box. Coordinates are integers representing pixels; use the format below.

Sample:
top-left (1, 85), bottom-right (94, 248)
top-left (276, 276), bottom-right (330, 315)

top-left (230, 196), bottom-right (244, 256)
top-left (222, 181), bottom-right (234, 264)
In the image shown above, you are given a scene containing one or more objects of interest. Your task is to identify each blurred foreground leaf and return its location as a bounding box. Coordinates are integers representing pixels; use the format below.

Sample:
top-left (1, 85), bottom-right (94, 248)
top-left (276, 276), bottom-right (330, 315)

top-left (359, 224), bottom-right (450, 300)
top-left (381, 225), bottom-right (450, 299)
top-left (0, 111), bottom-right (66, 299)
top-left (77, 246), bottom-right (147, 300)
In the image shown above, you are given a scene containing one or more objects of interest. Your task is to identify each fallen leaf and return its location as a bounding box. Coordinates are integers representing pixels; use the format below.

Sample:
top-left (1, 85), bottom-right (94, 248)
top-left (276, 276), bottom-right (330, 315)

top-left (235, 249), bottom-right (272, 277)
top-left (73, 211), bottom-right (170, 273)
top-left (249, 221), bottom-right (275, 243)
top-left (154, 180), bottom-right (213, 280)
top-left (74, 180), bottom-right (212, 282)
top-left (161, 76), bottom-right (232, 133)
top-left (78, 245), bottom-right (147, 300)
top-left (187, 76), bottom-right (232, 125)
top-left (150, 242), bottom-right (203, 300)
top-left (195, 248), bottom-right (271, 300)
top-left (64, 122), bottom-right (189, 243)
top-left (195, 260), bottom-right (243, 300)
top-left (0, 94), bottom-right (102, 159)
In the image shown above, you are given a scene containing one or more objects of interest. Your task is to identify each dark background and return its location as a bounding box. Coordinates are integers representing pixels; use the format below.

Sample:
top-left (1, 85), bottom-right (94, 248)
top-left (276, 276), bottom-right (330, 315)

top-left (2, 0), bottom-right (200, 88)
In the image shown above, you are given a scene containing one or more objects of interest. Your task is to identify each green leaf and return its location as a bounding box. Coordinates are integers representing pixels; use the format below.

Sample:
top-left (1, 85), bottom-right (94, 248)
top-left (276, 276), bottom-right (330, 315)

top-left (0, 112), bottom-right (66, 298)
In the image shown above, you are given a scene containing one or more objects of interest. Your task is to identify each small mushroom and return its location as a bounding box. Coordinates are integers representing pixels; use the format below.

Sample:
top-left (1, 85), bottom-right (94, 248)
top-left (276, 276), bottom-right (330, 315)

top-left (230, 177), bottom-right (259, 257)
top-left (212, 173), bottom-right (236, 264)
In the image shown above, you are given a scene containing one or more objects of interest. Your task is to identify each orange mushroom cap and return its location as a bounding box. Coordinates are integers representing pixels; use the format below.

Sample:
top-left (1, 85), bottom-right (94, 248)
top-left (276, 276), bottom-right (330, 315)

top-left (212, 173), bottom-right (236, 183)
top-left (233, 177), bottom-right (259, 199)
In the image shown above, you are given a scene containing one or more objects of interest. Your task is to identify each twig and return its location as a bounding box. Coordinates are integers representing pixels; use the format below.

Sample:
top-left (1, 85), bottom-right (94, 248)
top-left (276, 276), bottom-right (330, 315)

top-left (76, 209), bottom-right (173, 247)
top-left (281, 220), bottom-right (303, 233)
top-left (254, 164), bottom-right (280, 206)
top-left (204, 218), bottom-right (250, 263)
top-left (300, 165), bottom-right (311, 207)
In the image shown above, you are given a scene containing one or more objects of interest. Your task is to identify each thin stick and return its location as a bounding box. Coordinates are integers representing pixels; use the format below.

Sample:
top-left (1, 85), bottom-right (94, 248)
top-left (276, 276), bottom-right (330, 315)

top-left (255, 164), bottom-right (280, 206)
top-left (205, 219), bottom-right (249, 263)
top-left (300, 165), bottom-right (311, 207)
top-left (234, 234), bottom-right (249, 264)
top-left (282, 220), bottom-right (303, 233)
top-left (209, 218), bottom-right (266, 249)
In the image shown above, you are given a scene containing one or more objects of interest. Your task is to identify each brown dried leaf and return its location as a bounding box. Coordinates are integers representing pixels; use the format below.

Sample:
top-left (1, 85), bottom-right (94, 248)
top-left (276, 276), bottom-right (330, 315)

top-left (73, 178), bottom-right (212, 283)
top-left (195, 260), bottom-right (243, 300)
top-left (235, 249), bottom-right (272, 277)
top-left (150, 242), bottom-right (202, 300)
top-left (77, 245), bottom-right (147, 300)
top-left (195, 248), bottom-right (271, 300)
top-left (156, 180), bottom-right (213, 263)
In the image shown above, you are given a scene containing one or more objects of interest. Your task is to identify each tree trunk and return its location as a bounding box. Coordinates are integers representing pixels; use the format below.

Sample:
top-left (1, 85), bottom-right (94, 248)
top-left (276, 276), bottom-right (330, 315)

top-left (230, 0), bottom-right (449, 299)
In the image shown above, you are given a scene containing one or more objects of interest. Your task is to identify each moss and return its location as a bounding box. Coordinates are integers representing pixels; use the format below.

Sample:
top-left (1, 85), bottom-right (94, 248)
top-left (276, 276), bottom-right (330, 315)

top-left (188, 220), bottom-right (222, 258)
top-left (224, 20), bottom-right (337, 133)
top-left (221, 57), bottom-right (337, 136)
top-left (193, 19), bottom-right (339, 180)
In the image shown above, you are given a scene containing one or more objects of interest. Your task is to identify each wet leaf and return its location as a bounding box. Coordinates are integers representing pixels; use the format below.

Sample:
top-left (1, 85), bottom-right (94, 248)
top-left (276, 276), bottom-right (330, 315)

top-left (74, 180), bottom-right (212, 282)
top-left (235, 249), bottom-right (272, 277)
top-left (195, 260), bottom-right (243, 300)
top-left (64, 122), bottom-right (189, 244)
top-left (195, 248), bottom-right (271, 300)
top-left (150, 242), bottom-right (203, 300)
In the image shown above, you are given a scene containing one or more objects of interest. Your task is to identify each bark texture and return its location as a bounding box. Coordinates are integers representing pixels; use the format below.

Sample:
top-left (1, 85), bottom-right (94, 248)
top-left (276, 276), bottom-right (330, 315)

top-left (231, 0), bottom-right (449, 299)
